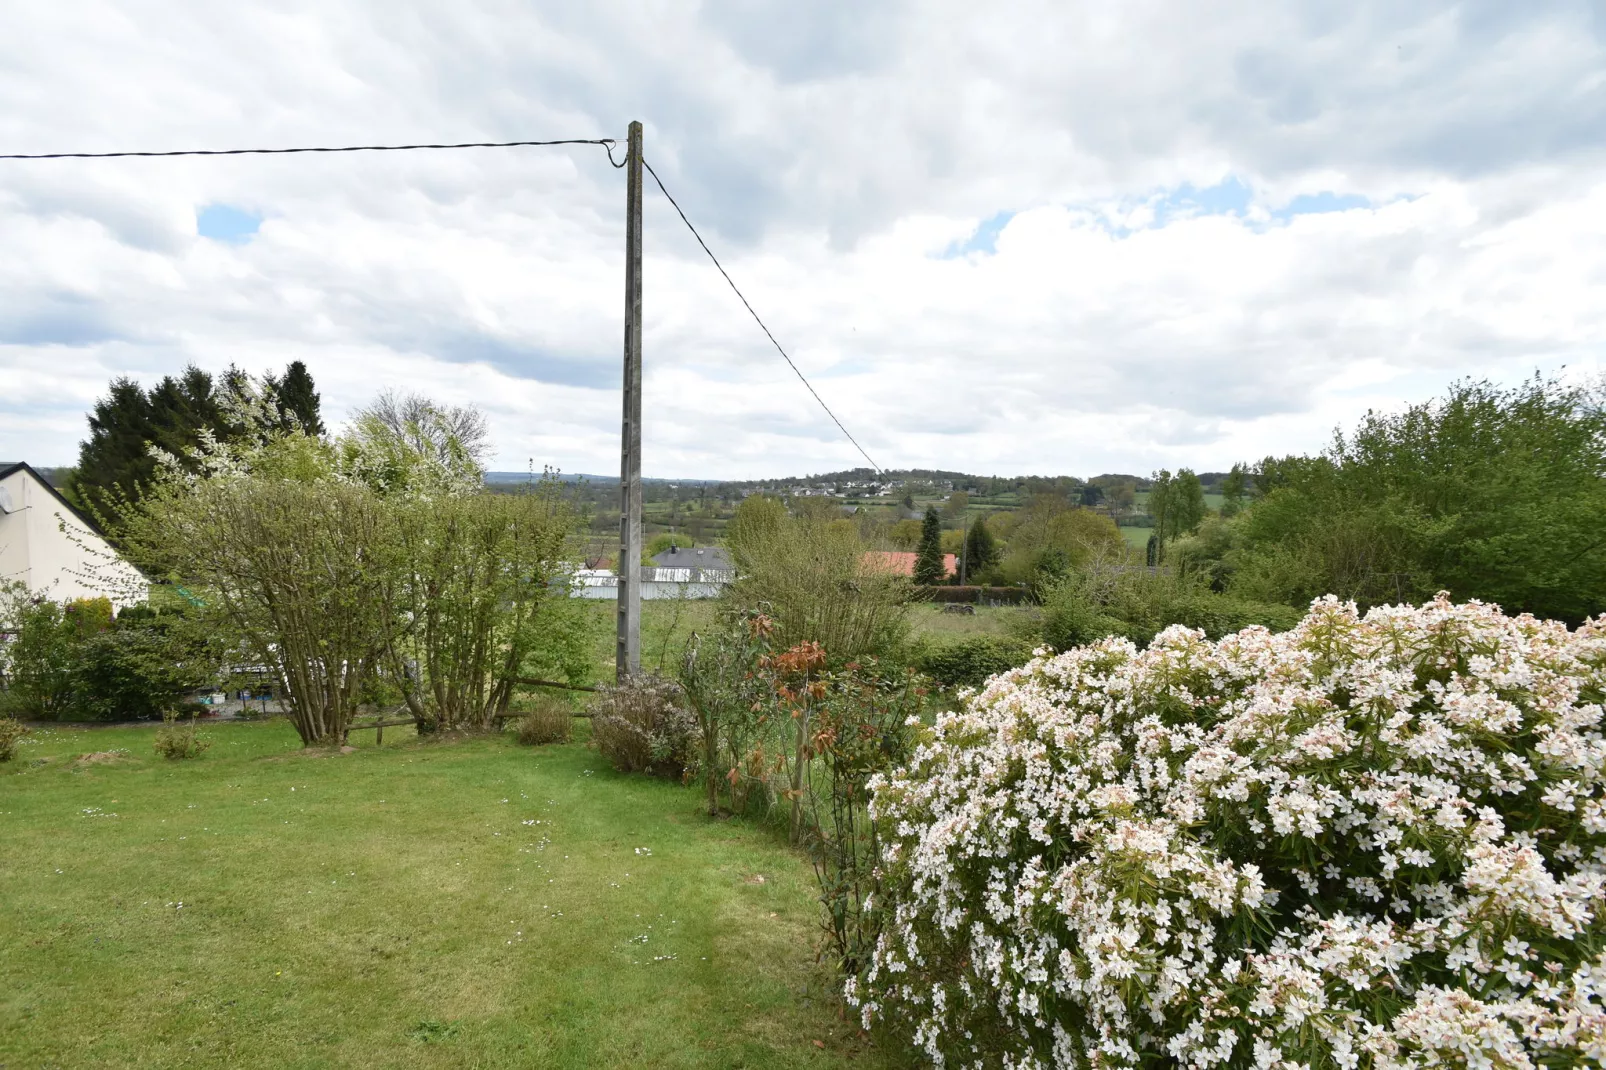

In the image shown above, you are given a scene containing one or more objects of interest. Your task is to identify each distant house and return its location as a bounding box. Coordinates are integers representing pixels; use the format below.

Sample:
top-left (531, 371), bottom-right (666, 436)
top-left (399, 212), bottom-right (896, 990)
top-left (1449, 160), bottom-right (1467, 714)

top-left (0, 462), bottom-right (145, 608)
top-left (862, 550), bottom-right (958, 580)
top-left (571, 545), bottom-right (735, 601)
top-left (649, 545), bottom-right (733, 579)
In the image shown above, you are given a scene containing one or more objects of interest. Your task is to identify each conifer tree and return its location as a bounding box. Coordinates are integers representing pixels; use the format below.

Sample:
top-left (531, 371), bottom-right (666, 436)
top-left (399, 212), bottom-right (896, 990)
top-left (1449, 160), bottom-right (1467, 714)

top-left (69, 361), bottom-right (326, 530)
top-left (266, 360), bottom-right (324, 435)
top-left (70, 377), bottom-right (158, 524)
top-left (914, 506), bottom-right (947, 585)
top-left (963, 515), bottom-right (998, 573)
top-left (147, 365), bottom-right (221, 461)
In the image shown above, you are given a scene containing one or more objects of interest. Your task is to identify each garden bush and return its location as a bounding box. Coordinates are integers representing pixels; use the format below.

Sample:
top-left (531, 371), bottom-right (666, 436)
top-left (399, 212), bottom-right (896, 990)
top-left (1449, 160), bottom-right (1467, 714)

top-left (1038, 565), bottom-right (1300, 651)
top-left (681, 611), bottom-right (775, 816)
top-left (153, 711), bottom-right (209, 760)
top-left (800, 657), bottom-right (928, 977)
top-left (725, 496), bottom-right (912, 660)
top-left (0, 589), bottom-right (212, 721)
top-left (589, 676), bottom-right (697, 777)
top-left (0, 717), bottom-right (27, 761)
top-left (513, 700), bottom-right (573, 745)
top-left (857, 595), bottom-right (1606, 1068)
top-left (914, 635), bottom-right (1035, 690)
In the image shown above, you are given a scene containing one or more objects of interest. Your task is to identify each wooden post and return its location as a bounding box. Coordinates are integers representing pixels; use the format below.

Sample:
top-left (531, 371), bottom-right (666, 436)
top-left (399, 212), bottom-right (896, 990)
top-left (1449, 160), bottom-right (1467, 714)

top-left (617, 120), bottom-right (644, 681)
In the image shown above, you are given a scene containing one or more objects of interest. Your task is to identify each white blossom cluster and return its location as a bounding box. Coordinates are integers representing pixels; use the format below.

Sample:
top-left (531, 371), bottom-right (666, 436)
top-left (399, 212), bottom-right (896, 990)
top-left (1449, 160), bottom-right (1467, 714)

top-left (855, 595), bottom-right (1606, 1068)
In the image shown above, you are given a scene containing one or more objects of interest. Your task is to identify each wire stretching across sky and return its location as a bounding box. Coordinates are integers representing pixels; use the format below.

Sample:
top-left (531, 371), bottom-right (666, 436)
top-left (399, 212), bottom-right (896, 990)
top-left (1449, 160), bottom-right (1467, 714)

top-left (641, 158), bottom-right (883, 475)
top-left (0, 133), bottom-right (882, 473)
top-left (0, 138), bottom-right (619, 159)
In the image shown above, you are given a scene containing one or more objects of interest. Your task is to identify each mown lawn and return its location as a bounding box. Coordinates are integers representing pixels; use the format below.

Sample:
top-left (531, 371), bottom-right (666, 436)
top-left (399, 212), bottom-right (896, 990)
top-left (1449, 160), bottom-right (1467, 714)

top-left (0, 720), bottom-right (910, 1069)
top-left (906, 604), bottom-right (1033, 642)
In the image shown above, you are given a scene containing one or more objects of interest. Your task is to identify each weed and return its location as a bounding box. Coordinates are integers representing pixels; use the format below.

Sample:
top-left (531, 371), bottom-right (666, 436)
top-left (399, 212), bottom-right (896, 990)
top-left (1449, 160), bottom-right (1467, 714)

top-left (153, 710), bottom-right (210, 760)
top-left (0, 717), bottom-right (27, 762)
top-left (409, 1019), bottom-right (461, 1043)
top-left (514, 700), bottom-right (573, 745)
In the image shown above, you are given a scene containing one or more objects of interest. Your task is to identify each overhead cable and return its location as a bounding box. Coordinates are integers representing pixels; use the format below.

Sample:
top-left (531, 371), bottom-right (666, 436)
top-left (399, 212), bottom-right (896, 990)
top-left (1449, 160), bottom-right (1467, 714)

top-left (0, 138), bottom-right (617, 160)
top-left (641, 157), bottom-right (883, 475)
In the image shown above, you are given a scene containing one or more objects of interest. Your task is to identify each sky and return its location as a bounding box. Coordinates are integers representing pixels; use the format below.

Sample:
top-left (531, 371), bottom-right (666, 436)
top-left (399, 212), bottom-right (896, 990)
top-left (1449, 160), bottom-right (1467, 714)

top-left (2, 1), bottom-right (1604, 479)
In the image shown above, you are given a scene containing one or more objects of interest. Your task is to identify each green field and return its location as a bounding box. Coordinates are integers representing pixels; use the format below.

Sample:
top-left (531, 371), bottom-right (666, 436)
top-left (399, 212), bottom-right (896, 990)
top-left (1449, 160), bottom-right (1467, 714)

top-left (0, 721), bottom-right (910, 1069)
top-left (1120, 525), bottom-right (1154, 551)
top-left (1132, 490), bottom-right (1224, 512)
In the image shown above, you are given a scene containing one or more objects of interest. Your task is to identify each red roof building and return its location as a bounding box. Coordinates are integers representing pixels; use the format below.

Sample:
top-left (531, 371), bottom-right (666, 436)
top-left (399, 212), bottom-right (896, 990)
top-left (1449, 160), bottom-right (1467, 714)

top-left (862, 550), bottom-right (958, 579)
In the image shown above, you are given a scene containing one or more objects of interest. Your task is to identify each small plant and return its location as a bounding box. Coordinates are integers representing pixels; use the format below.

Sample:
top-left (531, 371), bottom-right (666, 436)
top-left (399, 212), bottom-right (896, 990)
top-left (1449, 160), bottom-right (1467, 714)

top-left (153, 710), bottom-right (209, 760)
top-left (408, 1019), bottom-right (460, 1043)
top-left (589, 676), bottom-right (696, 777)
top-left (0, 717), bottom-right (28, 762)
top-left (513, 700), bottom-right (573, 745)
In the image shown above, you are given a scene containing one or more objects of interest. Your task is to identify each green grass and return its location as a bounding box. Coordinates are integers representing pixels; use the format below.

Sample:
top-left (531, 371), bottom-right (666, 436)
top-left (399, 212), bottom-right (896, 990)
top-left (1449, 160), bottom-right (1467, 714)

top-left (906, 604), bottom-right (1033, 641)
top-left (0, 721), bottom-right (909, 1069)
top-left (578, 599), bottom-right (719, 682)
top-left (1120, 525), bottom-right (1154, 550)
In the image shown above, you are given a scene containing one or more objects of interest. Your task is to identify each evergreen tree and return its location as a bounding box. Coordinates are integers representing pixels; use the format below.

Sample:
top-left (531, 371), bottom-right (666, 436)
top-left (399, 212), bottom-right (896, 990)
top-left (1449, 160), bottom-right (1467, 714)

top-left (69, 377), bottom-right (157, 524)
top-left (146, 365), bottom-right (221, 461)
top-left (266, 360), bottom-right (324, 435)
top-left (914, 506), bottom-right (947, 585)
top-left (69, 361), bottom-right (321, 530)
top-left (963, 515), bottom-right (998, 573)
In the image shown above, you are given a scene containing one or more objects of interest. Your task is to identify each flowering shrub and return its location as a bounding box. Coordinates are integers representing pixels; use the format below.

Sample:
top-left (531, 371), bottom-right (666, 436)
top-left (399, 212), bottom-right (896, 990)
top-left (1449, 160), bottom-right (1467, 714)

top-left (589, 676), bottom-right (697, 778)
top-left (857, 595), bottom-right (1606, 1068)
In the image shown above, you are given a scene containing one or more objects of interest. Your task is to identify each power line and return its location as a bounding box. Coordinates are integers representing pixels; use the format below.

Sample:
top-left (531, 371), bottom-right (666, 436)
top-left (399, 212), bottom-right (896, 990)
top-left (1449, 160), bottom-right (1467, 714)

top-left (0, 138), bottom-right (617, 160)
top-left (0, 133), bottom-right (881, 473)
top-left (641, 157), bottom-right (883, 475)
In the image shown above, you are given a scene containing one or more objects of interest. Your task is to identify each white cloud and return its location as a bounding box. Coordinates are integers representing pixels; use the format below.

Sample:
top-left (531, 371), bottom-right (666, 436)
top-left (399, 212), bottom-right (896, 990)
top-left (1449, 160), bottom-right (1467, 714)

top-left (2, 0), bottom-right (1604, 478)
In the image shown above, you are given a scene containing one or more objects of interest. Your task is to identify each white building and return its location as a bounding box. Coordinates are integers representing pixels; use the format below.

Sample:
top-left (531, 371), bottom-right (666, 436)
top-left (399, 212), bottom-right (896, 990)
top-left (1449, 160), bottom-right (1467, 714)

top-left (566, 548), bottom-right (734, 601)
top-left (0, 462), bottom-right (145, 608)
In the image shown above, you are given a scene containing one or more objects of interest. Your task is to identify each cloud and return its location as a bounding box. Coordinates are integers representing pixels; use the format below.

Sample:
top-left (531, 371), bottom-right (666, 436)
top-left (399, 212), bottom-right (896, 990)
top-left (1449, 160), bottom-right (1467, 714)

top-left (2, 0), bottom-right (1605, 479)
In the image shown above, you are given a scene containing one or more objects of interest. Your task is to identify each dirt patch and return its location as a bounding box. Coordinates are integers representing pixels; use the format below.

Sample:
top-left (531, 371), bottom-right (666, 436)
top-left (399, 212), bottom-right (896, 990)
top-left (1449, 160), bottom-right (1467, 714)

top-left (74, 751), bottom-right (135, 766)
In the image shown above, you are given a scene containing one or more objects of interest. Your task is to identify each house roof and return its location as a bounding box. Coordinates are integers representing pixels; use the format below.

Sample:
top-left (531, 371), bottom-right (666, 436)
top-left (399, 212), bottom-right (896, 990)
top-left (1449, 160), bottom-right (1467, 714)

top-left (862, 550), bottom-right (958, 579)
top-left (0, 461), bottom-right (96, 529)
top-left (650, 545), bottom-right (733, 571)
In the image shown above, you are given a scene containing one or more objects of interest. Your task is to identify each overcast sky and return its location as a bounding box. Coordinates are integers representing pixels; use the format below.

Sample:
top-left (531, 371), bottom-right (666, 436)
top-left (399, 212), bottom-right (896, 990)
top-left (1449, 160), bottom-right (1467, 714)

top-left (2, 1), bottom-right (1603, 479)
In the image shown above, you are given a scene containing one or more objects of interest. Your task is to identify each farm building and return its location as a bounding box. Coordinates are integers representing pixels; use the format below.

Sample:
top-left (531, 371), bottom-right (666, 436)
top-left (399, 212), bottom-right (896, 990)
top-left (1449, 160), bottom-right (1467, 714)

top-left (569, 545), bottom-right (735, 601)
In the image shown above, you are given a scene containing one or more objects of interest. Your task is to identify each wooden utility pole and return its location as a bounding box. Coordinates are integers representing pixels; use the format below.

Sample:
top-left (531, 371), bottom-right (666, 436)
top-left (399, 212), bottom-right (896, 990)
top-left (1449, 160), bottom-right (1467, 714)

top-left (617, 120), bottom-right (644, 681)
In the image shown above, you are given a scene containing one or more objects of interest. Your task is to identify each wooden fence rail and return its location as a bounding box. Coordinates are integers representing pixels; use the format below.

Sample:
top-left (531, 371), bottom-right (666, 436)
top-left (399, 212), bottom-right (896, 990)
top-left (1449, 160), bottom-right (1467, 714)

top-left (342, 681), bottom-right (601, 743)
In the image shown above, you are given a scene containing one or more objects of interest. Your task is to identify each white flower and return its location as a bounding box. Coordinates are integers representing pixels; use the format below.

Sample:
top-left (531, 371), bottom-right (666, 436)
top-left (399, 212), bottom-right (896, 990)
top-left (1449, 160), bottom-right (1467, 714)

top-left (856, 594), bottom-right (1606, 1068)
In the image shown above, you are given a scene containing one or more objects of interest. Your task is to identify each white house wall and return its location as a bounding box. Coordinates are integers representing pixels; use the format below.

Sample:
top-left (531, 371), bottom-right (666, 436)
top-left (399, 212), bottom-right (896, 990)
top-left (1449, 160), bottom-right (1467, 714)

top-left (0, 468), bottom-right (145, 609)
top-left (571, 579), bottom-right (726, 600)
